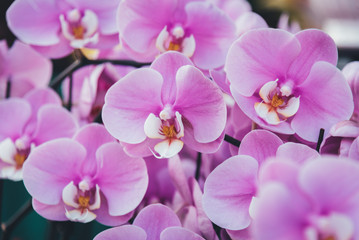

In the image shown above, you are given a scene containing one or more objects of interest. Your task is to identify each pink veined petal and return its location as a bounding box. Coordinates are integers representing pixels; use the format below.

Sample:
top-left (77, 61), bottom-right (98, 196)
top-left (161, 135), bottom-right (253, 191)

top-left (168, 155), bottom-right (193, 205)
top-left (119, 0), bottom-right (176, 27)
top-left (93, 193), bottom-right (133, 227)
top-left (276, 142), bottom-right (319, 164)
top-left (287, 29), bottom-right (338, 85)
top-left (24, 88), bottom-right (61, 113)
top-left (252, 183), bottom-right (309, 240)
top-left (225, 28), bottom-right (301, 96)
top-left (32, 198), bottom-right (67, 221)
top-left (342, 61), bottom-right (359, 117)
top-left (202, 155), bottom-right (258, 230)
top-left (121, 20), bottom-right (164, 54)
top-left (6, 0), bottom-right (66, 45)
top-left (31, 105), bottom-right (78, 145)
top-left (0, 98), bottom-right (31, 140)
top-left (189, 178), bottom-right (219, 240)
top-left (235, 12), bottom-right (268, 37)
top-left (299, 156), bottom-right (359, 211)
top-left (292, 61), bottom-right (354, 142)
top-left (210, 69), bottom-right (230, 94)
top-left (230, 88), bottom-right (295, 135)
top-left (121, 138), bottom-right (161, 158)
top-left (226, 228), bottom-right (252, 240)
top-left (185, 1), bottom-right (236, 69)
top-left (95, 142), bottom-right (148, 216)
top-left (93, 225), bottom-right (147, 240)
top-left (8, 41), bottom-right (52, 89)
top-left (349, 137), bottom-right (359, 160)
top-left (174, 65), bottom-right (226, 143)
top-left (258, 158), bottom-right (301, 191)
top-left (102, 68), bottom-right (163, 144)
top-left (30, 36), bottom-right (74, 59)
top-left (133, 204), bottom-right (181, 240)
top-left (120, 38), bottom-right (160, 62)
top-left (330, 120), bottom-right (359, 138)
top-left (239, 130), bottom-right (283, 165)
top-left (73, 124), bottom-right (114, 164)
top-left (151, 51), bottom-right (193, 104)
top-left (22, 139), bottom-right (87, 205)
top-left (182, 120), bottom-right (224, 153)
top-left (160, 227), bottom-right (206, 240)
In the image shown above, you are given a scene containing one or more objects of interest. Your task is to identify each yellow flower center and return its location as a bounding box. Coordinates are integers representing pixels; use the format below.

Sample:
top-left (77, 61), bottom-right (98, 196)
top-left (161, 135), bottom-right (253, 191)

top-left (162, 125), bottom-right (177, 138)
top-left (78, 195), bottom-right (90, 209)
top-left (271, 94), bottom-right (284, 108)
top-left (73, 26), bottom-right (85, 39)
top-left (168, 42), bottom-right (181, 51)
top-left (14, 153), bottom-right (26, 169)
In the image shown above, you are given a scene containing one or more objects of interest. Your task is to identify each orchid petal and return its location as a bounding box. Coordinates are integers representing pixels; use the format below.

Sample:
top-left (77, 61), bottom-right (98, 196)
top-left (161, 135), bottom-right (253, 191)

top-left (102, 68), bottom-right (163, 144)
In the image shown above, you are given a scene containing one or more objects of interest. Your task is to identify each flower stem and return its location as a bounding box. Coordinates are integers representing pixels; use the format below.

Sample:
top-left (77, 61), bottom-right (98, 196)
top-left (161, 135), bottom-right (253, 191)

top-left (66, 73), bottom-right (73, 111)
top-left (1, 199), bottom-right (32, 240)
top-left (5, 80), bottom-right (11, 99)
top-left (316, 128), bottom-right (325, 152)
top-left (224, 134), bottom-right (241, 147)
top-left (195, 152), bottom-right (202, 180)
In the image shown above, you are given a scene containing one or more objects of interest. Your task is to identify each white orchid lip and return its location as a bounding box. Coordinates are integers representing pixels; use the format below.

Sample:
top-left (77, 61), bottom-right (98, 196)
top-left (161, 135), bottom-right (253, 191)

top-left (255, 80), bottom-right (300, 125)
top-left (62, 181), bottom-right (101, 223)
top-left (155, 25), bottom-right (196, 58)
top-left (60, 9), bottom-right (99, 49)
top-left (144, 110), bottom-right (185, 158)
top-left (0, 137), bottom-right (32, 181)
top-left (305, 213), bottom-right (354, 240)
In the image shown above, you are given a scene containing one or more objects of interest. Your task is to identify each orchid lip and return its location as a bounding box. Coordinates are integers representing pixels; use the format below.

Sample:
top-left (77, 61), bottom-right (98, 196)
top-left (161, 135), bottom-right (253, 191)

top-left (60, 9), bottom-right (99, 49)
top-left (155, 25), bottom-right (196, 57)
top-left (62, 181), bottom-right (101, 223)
top-left (255, 80), bottom-right (300, 125)
top-left (144, 110), bottom-right (185, 158)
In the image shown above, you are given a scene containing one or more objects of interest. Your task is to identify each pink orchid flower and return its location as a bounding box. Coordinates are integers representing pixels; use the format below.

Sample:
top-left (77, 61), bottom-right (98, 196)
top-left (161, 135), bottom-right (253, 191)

top-left (321, 61), bottom-right (359, 157)
top-left (0, 88), bottom-right (77, 181)
top-left (94, 203), bottom-right (205, 240)
top-left (6, 0), bottom-right (121, 58)
top-left (102, 51), bottom-right (226, 159)
top-left (226, 28), bottom-right (353, 142)
top-left (209, 0), bottom-right (268, 36)
top-left (168, 155), bottom-right (218, 240)
top-left (117, 0), bottom-right (236, 69)
top-left (202, 130), bottom-right (319, 231)
top-left (22, 123), bottom-right (148, 225)
top-left (62, 63), bottom-right (134, 125)
top-left (252, 156), bottom-right (359, 240)
top-left (0, 40), bottom-right (51, 98)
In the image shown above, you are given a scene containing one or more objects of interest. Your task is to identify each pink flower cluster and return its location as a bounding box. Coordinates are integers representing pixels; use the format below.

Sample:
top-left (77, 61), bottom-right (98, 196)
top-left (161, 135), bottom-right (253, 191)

top-left (1, 0), bottom-right (359, 239)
